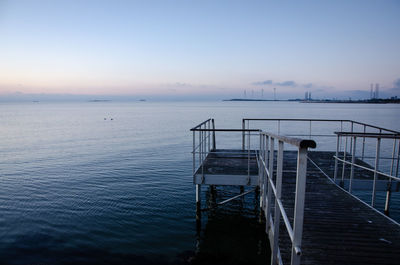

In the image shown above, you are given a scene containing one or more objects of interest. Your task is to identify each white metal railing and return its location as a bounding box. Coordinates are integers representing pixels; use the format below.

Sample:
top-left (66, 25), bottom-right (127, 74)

top-left (259, 132), bottom-right (316, 265)
top-left (191, 118), bottom-right (215, 208)
top-left (243, 119), bottom-right (399, 156)
top-left (243, 118), bottom-right (400, 217)
top-left (333, 132), bottom-right (400, 215)
top-left (190, 119), bottom-right (260, 211)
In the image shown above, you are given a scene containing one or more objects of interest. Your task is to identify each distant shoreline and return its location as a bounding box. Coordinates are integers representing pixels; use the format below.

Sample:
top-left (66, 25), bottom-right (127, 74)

top-left (223, 98), bottom-right (400, 104)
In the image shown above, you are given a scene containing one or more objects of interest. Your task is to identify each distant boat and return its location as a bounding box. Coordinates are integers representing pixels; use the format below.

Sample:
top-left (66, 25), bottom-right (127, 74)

top-left (139, 99), bottom-right (146, 102)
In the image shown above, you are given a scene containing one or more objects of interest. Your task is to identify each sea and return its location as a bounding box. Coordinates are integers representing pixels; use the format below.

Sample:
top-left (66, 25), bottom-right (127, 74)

top-left (0, 101), bottom-right (399, 264)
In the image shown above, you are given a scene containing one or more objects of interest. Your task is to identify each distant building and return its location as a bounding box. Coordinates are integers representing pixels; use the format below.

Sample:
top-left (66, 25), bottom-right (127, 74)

top-left (375, 83), bottom-right (379, 99)
top-left (304, 91), bottom-right (311, 100)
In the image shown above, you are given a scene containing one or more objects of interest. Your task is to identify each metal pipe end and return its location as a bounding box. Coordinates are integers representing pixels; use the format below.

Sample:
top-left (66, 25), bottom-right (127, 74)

top-left (294, 246), bottom-right (302, 256)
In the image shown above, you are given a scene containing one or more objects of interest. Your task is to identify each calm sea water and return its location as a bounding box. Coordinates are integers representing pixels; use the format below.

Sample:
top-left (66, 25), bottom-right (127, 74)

top-left (0, 101), bottom-right (399, 264)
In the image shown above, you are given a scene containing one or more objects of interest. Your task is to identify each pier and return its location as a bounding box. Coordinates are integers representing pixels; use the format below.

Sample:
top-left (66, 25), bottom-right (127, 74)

top-left (191, 119), bottom-right (400, 265)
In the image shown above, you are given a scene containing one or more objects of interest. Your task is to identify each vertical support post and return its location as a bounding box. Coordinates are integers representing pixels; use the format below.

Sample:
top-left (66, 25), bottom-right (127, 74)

top-left (349, 121), bottom-right (354, 154)
top-left (309, 120), bottom-right (312, 139)
top-left (341, 135), bottom-right (348, 187)
top-left (196, 184), bottom-right (201, 219)
top-left (242, 119), bottom-right (246, 150)
top-left (349, 137), bottom-right (357, 193)
top-left (333, 134), bottom-right (340, 181)
top-left (258, 133), bottom-right (262, 197)
top-left (384, 139), bottom-right (397, 215)
top-left (271, 140), bottom-right (284, 265)
top-left (260, 134), bottom-right (265, 208)
top-left (266, 137), bottom-right (275, 231)
top-left (193, 131), bottom-right (196, 175)
top-left (396, 139), bottom-right (400, 179)
top-left (247, 127), bottom-right (251, 182)
top-left (291, 147), bottom-right (308, 265)
top-left (209, 120), bottom-right (212, 152)
top-left (203, 124), bottom-right (206, 162)
top-left (361, 125), bottom-right (366, 160)
top-left (199, 127), bottom-right (203, 183)
top-left (211, 119), bottom-right (216, 150)
top-left (261, 135), bottom-right (269, 210)
top-left (371, 138), bottom-right (381, 207)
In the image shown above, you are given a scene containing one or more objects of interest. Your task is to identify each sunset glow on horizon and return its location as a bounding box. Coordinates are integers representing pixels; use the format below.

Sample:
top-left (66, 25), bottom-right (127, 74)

top-left (1, 0), bottom-right (399, 99)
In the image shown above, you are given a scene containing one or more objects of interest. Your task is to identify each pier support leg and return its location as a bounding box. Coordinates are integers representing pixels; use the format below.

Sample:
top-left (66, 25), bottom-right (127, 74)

top-left (196, 184), bottom-right (201, 220)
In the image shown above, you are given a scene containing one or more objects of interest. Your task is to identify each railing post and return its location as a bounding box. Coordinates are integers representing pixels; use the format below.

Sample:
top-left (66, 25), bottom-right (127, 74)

top-left (271, 140), bottom-right (284, 265)
top-left (247, 127), bottom-right (251, 184)
top-left (349, 121), bottom-right (354, 154)
top-left (258, 133), bottom-right (263, 201)
top-left (349, 137), bottom-right (357, 193)
top-left (334, 134), bottom-right (340, 181)
top-left (266, 137), bottom-right (275, 231)
top-left (371, 138), bottom-right (381, 207)
top-left (211, 119), bottom-right (216, 150)
top-left (262, 135), bottom-right (269, 210)
top-left (384, 139), bottom-right (397, 215)
top-left (361, 125), bottom-right (366, 160)
top-left (199, 127), bottom-right (203, 183)
top-left (341, 135), bottom-right (348, 187)
top-left (260, 134), bottom-right (265, 208)
top-left (207, 120), bottom-right (210, 152)
top-left (242, 119), bottom-right (246, 150)
top-left (291, 147), bottom-right (308, 265)
top-left (193, 131), bottom-right (196, 176)
top-left (396, 139), bottom-right (400, 180)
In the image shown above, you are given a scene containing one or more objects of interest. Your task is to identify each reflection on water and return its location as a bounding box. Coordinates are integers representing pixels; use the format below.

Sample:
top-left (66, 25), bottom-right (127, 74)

top-left (193, 186), bottom-right (269, 265)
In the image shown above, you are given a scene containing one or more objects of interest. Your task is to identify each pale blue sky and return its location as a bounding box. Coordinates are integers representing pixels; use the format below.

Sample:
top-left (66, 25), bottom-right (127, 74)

top-left (0, 0), bottom-right (399, 99)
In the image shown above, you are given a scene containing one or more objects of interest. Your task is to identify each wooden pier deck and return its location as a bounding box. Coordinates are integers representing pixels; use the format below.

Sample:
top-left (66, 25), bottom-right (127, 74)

top-left (196, 150), bottom-right (400, 265)
top-left (194, 149), bottom-right (259, 186)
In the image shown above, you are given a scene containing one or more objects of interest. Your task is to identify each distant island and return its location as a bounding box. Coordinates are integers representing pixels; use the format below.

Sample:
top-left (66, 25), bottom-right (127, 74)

top-left (88, 100), bottom-right (111, 102)
top-left (223, 99), bottom-right (285, 102)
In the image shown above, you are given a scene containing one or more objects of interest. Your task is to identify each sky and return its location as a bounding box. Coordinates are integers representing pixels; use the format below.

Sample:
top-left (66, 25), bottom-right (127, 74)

top-left (0, 0), bottom-right (399, 100)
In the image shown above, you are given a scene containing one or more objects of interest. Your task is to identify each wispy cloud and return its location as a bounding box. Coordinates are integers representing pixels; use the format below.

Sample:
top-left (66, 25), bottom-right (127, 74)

top-left (275, 80), bottom-right (297, 87)
top-left (252, 80), bottom-right (273, 86)
top-left (252, 79), bottom-right (315, 88)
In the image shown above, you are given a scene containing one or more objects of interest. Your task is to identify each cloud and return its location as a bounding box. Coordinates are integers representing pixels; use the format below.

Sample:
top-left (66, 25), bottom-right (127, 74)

top-left (276, 80), bottom-right (297, 87)
top-left (252, 80), bottom-right (273, 86)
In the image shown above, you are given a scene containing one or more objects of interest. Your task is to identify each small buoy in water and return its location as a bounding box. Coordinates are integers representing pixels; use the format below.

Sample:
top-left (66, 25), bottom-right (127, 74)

top-left (111, 118), bottom-right (114, 120)
top-left (104, 118), bottom-right (106, 120)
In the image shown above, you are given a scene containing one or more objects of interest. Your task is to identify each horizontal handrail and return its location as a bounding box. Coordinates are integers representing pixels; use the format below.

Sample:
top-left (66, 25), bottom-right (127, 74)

top-left (191, 128), bottom-right (260, 132)
top-left (191, 118), bottom-right (213, 131)
top-left (334, 156), bottom-right (400, 181)
top-left (243, 118), bottom-right (400, 134)
top-left (261, 132), bottom-right (316, 148)
top-left (335, 132), bottom-right (400, 138)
